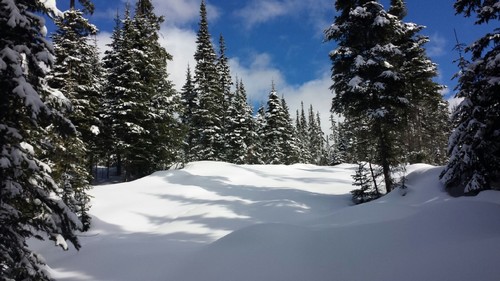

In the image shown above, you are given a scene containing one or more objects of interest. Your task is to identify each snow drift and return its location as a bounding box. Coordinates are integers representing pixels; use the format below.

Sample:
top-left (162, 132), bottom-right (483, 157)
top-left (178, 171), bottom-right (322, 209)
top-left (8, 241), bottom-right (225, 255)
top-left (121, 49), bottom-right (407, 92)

top-left (31, 162), bottom-right (500, 281)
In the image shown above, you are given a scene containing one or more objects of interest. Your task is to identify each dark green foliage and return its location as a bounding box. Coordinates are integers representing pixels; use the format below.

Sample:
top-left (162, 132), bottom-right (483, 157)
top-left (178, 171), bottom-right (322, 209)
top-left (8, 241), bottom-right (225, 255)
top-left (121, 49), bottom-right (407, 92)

top-left (351, 162), bottom-right (382, 204)
top-left (440, 0), bottom-right (500, 194)
top-left (48, 8), bottom-right (99, 230)
top-left (325, 0), bottom-right (447, 190)
top-left (1, 1), bottom-right (83, 280)
top-left (191, 0), bottom-right (224, 161)
top-left (102, 0), bottom-right (182, 179)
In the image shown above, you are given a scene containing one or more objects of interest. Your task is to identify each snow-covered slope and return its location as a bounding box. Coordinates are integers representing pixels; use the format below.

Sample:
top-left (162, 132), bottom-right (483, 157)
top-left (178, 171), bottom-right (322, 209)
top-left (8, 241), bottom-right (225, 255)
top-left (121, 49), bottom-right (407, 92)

top-left (31, 162), bottom-right (500, 281)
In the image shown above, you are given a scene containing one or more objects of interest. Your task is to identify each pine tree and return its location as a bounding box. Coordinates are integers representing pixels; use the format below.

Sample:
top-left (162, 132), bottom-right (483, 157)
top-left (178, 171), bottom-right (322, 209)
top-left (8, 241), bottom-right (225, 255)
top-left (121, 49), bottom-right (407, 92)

top-left (225, 79), bottom-right (256, 164)
top-left (48, 3), bottom-right (99, 231)
top-left (217, 35), bottom-right (233, 161)
top-left (102, 1), bottom-right (181, 179)
top-left (295, 102), bottom-right (311, 163)
top-left (307, 105), bottom-right (324, 165)
top-left (386, 0), bottom-right (450, 165)
top-left (133, 0), bottom-right (183, 171)
top-left (191, 0), bottom-right (224, 161)
top-left (250, 104), bottom-right (266, 164)
top-left (262, 84), bottom-right (295, 164)
top-left (0, 1), bottom-right (83, 279)
top-left (440, 0), bottom-right (500, 195)
top-left (180, 65), bottom-right (198, 162)
top-left (325, 0), bottom-right (418, 192)
top-left (281, 97), bottom-right (300, 164)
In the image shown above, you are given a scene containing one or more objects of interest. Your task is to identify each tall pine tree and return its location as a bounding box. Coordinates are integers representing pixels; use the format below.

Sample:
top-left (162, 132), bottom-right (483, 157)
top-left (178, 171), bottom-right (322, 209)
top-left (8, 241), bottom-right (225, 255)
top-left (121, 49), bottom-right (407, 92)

top-left (48, 1), bottom-right (99, 231)
top-left (191, 0), bottom-right (224, 161)
top-left (325, 0), bottom-right (422, 192)
top-left (440, 0), bottom-right (500, 195)
top-left (1, 1), bottom-right (83, 279)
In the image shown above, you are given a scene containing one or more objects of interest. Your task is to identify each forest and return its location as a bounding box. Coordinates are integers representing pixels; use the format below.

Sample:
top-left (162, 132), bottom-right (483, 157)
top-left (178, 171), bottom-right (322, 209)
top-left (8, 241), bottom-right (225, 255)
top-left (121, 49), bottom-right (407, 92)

top-left (0, 0), bottom-right (498, 280)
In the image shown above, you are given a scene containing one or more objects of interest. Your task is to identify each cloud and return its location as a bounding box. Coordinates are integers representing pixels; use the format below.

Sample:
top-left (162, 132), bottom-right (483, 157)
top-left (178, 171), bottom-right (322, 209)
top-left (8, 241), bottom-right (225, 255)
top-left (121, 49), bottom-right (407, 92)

top-left (159, 25), bottom-right (197, 90)
top-left (235, 0), bottom-right (331, 32)
top-left (427, 32), bottom-right (447, 57)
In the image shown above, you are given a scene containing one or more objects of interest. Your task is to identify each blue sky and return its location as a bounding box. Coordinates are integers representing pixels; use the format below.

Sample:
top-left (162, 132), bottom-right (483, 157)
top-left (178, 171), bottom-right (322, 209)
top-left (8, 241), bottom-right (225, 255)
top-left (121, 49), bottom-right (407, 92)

top-left (51, 0), bottom-right (495, 130)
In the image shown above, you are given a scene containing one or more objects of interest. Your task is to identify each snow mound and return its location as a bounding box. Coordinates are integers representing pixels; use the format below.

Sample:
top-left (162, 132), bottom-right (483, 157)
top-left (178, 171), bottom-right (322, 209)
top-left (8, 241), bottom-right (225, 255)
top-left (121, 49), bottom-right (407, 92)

top-left (30, 162), bottom-right (500, 281)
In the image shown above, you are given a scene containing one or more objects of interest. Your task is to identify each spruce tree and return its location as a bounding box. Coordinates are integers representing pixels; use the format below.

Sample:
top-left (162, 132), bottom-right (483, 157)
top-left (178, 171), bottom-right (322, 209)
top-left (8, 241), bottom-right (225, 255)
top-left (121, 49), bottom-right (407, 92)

top-left (262, 84), bottom-right (294, 164)
top-left (325, 0), bottom-right (418, 192)
top-left (251, 104), bottom-right (266, 164)
top-left (224, 79), bottom-right (256, 164)
top-left (440, 0), bottom-right (500, 194)
top-left (102, 1), bottom-right (181, 179)
top-left (281, 97), bottom-right (300, 164)
top-left (0, 2), bottom-right (82, 279)
top-left (48, 3), bottom-right (99, 231)
top-left (191, 0), bottom-right (224, 161)
top-left (180, 65), bottom-right (198, 162)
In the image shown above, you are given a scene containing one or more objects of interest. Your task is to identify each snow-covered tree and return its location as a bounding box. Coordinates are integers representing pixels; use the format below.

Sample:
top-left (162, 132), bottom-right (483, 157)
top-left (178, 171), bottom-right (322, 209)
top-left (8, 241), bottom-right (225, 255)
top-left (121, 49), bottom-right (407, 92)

top-left (325, 0), bottom-right (421, 192)
top-left (295, 102), bottom-right (311, 163)
top-left (440, 0), bottom-right (500, 195)
top-left (0, 1), bottom-right (83, 279)
top-left (262, 84), bottom-right (297, 164)
top-left (102, 0), bottom-right (181, 179)
top-left (48, 3), bottom-right (99, 231)
top-left (191, 0), bottom-right (224, 161)
top-left (180, 65), bottom-right (198, 162)
top-left (225, 79), bottom-right (256, 164)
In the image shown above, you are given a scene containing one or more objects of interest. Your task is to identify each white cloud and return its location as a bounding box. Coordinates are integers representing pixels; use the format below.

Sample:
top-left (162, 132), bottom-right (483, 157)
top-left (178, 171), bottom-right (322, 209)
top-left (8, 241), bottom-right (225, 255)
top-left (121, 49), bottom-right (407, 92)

top-left (159, 25), bottom-right (197, 90)
top-left (95, 31), bottom-right (112, 58)
top-left (427, 32), bottom-right (447, 57)
top-left (235, 0), bottom-right (331, 32)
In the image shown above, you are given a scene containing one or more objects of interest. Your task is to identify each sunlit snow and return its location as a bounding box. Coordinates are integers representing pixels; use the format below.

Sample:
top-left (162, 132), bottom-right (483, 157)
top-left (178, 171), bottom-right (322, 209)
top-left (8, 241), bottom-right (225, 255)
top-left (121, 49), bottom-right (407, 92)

top-left (30, 161), bottom-right (500, 281)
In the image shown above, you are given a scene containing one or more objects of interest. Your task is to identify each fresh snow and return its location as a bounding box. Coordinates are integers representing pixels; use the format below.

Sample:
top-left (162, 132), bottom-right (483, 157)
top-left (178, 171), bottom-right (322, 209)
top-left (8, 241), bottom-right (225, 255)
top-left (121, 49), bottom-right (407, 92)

top-left (30, 161), bottom-right (500, 281)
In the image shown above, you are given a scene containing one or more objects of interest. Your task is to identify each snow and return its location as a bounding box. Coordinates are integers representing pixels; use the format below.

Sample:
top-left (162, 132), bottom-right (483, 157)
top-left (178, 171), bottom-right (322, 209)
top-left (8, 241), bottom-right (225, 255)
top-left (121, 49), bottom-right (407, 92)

top-left (30, 161), bottom-right (500, 281)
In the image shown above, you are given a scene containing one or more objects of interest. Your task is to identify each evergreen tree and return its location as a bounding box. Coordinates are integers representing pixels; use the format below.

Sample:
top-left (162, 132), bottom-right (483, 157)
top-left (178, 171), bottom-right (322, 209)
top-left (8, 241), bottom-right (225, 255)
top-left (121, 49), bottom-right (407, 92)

top-left (191, 0), bottom-right (224, 161)
top-left (180, 65), bottom-right (198, 162)
top-left (217, 35), bottom-right (233, 161)
top-left (250, 104), bottom-right (266, 164)
top-left (307, 105), bottom-right (324, 165)
top-left (0, 2), bottom-right (83, 279)
top-left (295, 102), bottom-right (311, 163)
top-left (281, 97), bottom-right (300, 164)
top-left (262, 84), bottom-right (294, 164)
top-left (440, 0), bottom-right (500, 195)
top-left (225, 79), bottom-right (256, 164)
top-left (325, 0), bottom-right (418, 192)
top-left (102, 0), bottom-right (181, 179)
top-left (48, 4), bottom-right (99, 231)
top-left (387, 0), bottom-right (450, 165)
top-left (351, 162), bottom-right (382, 204)
top-left (133, 0), bottom-right (183, 171)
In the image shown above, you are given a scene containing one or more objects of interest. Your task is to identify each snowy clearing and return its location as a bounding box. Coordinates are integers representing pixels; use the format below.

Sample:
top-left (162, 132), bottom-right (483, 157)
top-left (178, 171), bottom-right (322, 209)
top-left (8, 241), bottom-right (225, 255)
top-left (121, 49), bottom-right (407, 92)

top-left (31, 161), bottom-right (500, 281)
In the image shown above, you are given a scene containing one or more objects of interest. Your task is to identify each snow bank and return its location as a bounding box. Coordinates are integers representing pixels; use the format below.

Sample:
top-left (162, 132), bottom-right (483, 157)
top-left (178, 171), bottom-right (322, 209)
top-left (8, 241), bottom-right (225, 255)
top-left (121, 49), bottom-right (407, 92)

top-left (30, 162), bottom-right (500, 281)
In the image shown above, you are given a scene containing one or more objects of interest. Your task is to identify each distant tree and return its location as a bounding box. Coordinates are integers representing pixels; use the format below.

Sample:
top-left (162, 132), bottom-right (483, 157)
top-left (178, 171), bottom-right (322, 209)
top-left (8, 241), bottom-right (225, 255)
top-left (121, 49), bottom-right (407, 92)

top-left (295, 102), bottom-right (311, 163)
top-left (217, 35), bottom-right (233, 161)
top-left (440, 0), bottom-right (500, 195)
top-left (280, 97), bottom-right (300, 164)
top-left (180, 65), bottom-right (198, 162)
top-left (307, 105), bottom-right (324, 165)
top-left (225, 79), bottom-right (256, 164)
top-left (262, 84), bottom-right (288, 164)
top-left (0, 1), bottom-right (83, 279)
top-left (191, 0), bottom-right (224, 161)
top-left (250, 104), bottom-right (267, 164)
